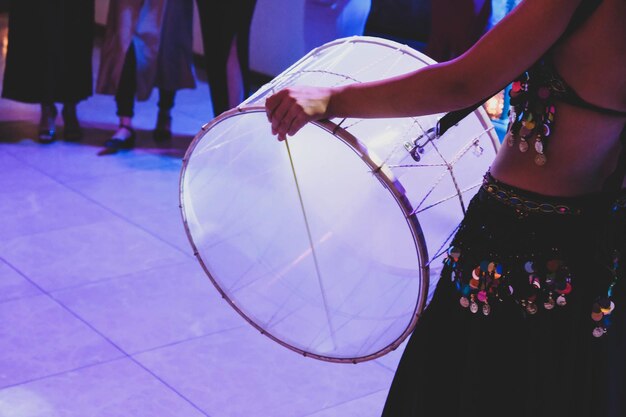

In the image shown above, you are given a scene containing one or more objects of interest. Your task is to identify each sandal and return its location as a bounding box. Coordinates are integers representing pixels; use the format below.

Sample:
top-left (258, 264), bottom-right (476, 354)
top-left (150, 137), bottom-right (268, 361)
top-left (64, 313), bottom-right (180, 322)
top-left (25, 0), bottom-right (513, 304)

top-left (104, 124), bottom-right (136, 150)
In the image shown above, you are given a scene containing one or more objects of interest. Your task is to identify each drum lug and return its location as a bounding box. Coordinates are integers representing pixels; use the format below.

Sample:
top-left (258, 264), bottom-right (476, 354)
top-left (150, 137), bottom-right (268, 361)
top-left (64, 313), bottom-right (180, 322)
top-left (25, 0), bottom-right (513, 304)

top-left (404, 141), bottom-right (421, 162)
top-left (405, 127), bottom-right (438, 162)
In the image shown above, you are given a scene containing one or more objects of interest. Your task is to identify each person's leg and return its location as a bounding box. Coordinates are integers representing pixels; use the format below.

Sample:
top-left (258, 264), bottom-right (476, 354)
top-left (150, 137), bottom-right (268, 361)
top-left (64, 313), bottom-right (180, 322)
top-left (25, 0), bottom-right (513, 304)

top-left (60, 0), bottom-right (94, 141)
top-left (38, 102), bottom-right (58, 143)
top-left (61, 101), bottom-right (81, 141)
top-left (235, 0), bottom-right (257, 99)
top-left (114, 44), bottom-right (136, 120)
top-left (154, 88), bottom-right (175, 142)
top-left (38, 1), bottom-right (59, 143)
top-left (195, 0), bottom-right (237, 116)
top-left (107, 44), bottom-right (137, 148)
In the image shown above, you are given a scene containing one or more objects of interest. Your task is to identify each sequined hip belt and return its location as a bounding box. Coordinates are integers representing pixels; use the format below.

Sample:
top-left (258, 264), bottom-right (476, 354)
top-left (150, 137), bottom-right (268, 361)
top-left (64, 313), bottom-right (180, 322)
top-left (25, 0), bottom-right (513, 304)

top-left (444, 173), bottom-right (620, 338)
top-left (480, 172), bottom-right (613, 218)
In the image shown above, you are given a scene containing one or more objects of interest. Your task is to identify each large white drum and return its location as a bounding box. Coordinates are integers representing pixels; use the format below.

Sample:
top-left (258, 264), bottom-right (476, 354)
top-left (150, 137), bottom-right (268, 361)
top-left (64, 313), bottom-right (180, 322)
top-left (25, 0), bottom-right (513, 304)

top-left (180, 36), bottom-right (499, 363)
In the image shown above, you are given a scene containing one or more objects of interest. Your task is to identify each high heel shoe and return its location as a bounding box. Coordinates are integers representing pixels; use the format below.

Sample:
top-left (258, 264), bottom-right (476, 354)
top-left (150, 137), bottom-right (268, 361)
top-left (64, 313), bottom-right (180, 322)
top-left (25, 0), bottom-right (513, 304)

top-left (153, 110), bottom-right (172, 143)
top-left (38, 103), bottom-right (57, 144)
top-left (104, 125), bottom-right (136, 150)
top-left (62, 104), bottom-right (83, 141)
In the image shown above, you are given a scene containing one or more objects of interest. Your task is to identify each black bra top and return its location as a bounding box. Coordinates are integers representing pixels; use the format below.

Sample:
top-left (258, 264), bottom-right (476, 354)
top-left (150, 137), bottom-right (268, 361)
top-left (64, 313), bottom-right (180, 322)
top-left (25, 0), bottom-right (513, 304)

top-left (537, 59), bottom-right (626, 117)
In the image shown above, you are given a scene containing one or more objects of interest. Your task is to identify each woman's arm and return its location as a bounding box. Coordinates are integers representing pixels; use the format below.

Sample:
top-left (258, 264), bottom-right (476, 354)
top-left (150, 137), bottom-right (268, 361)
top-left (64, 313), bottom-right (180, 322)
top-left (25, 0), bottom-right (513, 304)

top-left (266, 0), bottom-right (584, 140)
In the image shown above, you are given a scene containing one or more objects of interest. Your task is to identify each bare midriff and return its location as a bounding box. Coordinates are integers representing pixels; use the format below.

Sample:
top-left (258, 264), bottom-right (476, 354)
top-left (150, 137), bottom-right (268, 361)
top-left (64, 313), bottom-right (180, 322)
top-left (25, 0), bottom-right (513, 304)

top-left (490, 101), bottom-right (625, 196)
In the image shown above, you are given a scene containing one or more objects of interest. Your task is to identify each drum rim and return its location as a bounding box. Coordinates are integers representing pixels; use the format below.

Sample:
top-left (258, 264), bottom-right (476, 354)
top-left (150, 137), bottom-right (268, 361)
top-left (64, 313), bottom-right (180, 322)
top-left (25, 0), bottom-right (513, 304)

top-left (179, 107), bottom-right (431, 363)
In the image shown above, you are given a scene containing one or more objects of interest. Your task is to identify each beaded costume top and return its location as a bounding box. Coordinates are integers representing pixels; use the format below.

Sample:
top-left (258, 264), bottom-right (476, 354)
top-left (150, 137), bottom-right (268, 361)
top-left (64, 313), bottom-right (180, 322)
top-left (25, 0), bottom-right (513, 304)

top-left (507, 57), bottom-right (626, 166)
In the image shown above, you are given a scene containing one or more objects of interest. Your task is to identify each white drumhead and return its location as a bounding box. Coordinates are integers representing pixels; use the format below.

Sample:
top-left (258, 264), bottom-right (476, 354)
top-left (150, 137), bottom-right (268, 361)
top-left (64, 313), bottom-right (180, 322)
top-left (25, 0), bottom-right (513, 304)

top-left (181, 110), bottom-right (425, 362)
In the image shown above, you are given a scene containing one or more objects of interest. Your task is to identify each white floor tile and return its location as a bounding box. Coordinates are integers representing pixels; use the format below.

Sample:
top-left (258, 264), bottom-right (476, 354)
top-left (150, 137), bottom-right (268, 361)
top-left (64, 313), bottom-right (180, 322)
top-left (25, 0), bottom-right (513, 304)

top-left (0, 181), bottom-right (117, 241)
top-left (4, 140), bottom-right (184, 183)
top-left (134, 327), bottom-right (394, 417)
top-left (0, 358), bottom-right (208, 417)
top-left (0, 295), bottom-right (122, 388)
top-left (0, 259), bottom-right (42, 303)
top-left (302, 389), bottom-right (389, 417)
top-left (0, 150), bottom-right (58, 193)
top-left (53, 261), bottom-right (244, 354)
top-left (64, 167), bottom-right (191, 250)
top-left (0, 219), bottom-right (190, 292)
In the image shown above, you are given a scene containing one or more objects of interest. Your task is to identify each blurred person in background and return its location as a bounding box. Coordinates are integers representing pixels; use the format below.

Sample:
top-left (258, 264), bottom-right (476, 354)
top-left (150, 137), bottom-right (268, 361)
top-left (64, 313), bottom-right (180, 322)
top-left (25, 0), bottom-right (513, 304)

top-left (426, 0), bottom-right (492, 61)
top-left (2, 0), bottom-right (94, 143)
top-left (195, 0), bottom-right (257, 117)
top-left (97, 0), bottom-right (195, 151)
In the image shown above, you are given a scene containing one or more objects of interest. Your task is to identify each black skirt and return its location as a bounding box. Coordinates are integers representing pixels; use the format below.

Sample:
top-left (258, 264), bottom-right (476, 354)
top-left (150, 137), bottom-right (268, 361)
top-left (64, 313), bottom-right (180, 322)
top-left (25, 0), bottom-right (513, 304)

top-left (381, 173), bottom-right (626, 417)
top-left (2, 0), bottom-right (94, 104)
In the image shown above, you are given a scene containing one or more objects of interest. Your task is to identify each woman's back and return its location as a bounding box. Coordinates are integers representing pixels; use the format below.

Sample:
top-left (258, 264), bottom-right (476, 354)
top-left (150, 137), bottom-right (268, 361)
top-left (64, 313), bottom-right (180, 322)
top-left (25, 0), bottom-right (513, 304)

top-left (491, 0), bottom-right (626, 195)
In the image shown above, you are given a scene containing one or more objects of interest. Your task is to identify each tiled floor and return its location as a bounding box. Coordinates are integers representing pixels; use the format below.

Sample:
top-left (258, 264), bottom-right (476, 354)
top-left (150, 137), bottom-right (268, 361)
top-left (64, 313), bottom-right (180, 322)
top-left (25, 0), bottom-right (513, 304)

top-left (0, 13), bottom-right (402, 417)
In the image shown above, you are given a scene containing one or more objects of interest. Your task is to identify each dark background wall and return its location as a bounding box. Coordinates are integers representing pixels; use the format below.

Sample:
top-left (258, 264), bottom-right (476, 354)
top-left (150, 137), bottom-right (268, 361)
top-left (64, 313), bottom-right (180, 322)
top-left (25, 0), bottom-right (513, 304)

top-left (365, 0), bottom-right (431, 50)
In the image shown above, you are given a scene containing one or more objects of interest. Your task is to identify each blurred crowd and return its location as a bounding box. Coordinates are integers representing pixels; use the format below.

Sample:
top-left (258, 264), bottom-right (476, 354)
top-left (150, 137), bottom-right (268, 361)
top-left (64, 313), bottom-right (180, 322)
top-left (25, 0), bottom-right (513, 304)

top-left (2, 0), bottom-right (257, 152)
top-left (1, 0), bottom-right (492, 152)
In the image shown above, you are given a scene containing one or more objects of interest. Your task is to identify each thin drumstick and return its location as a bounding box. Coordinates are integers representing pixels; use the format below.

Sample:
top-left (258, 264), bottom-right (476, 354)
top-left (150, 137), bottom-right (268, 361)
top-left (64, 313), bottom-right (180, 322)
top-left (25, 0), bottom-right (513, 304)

top-left (284, 138), bottom-right (338, 351)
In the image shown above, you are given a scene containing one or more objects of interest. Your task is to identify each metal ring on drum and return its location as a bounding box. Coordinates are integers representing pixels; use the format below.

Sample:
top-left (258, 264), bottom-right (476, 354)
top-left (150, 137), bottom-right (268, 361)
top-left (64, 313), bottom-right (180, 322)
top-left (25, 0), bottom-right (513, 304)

top-left (179, 36), bottom-right (500, 363)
